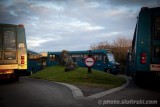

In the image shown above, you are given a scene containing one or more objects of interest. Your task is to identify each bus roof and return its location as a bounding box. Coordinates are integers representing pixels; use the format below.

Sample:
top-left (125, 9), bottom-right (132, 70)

top-left (0, 23), bottom-right (24, 28)
top-left (0, 23), bottom-right (17, 26)
top-left (48, 49), bottom-right (111, 55)
top-left (140, 7), bottom-right (160, 13)
top-left (27, 50), bottom-right (41, 55)
top-left (48, 51), bottom-right (62, 55)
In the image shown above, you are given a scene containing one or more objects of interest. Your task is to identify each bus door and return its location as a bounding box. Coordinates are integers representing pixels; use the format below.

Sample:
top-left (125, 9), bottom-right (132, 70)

top-left (151, 10), bottom-right (160, 71)
top-left (0, 26), bottom-right (17, 65)
top-left (92, 54), bottom-right (104, 71)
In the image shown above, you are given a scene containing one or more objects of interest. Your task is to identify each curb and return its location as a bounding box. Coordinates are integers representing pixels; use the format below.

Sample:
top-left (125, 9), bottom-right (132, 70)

top-left (56, 76), bottom-right (130, 100)
top-left (55, 82), bottom-right (84, 98)
top-left (88, 76), bottom-right (130, 99)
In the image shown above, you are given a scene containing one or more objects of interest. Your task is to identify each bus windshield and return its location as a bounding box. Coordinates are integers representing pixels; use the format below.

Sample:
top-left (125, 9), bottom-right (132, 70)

top-left (107, 53), bottom-right (115, 62)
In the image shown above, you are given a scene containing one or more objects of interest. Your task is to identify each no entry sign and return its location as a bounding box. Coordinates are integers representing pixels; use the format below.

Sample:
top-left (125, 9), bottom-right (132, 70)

top-left (84, 57), bottom-right (95, 67)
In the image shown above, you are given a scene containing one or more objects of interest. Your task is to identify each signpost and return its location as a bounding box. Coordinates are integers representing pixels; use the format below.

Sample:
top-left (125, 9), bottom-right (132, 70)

top-left (84, 56), bottom-right (95, 73)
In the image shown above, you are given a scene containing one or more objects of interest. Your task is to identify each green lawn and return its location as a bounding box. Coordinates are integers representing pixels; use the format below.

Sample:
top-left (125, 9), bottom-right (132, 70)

top-left (30, 65), bottom-right (126, 89)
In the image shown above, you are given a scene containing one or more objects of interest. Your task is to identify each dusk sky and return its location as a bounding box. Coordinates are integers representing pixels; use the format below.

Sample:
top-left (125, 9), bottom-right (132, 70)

top-left (0, 0), bottom-right (160, 52)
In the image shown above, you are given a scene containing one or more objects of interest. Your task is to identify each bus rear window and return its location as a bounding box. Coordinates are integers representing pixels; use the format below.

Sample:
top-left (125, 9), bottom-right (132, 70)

top-left (155, 17), bottom-right (160, 40)
top-left (4, 31), bottom-right (16, 50)
top-left (49, 54), bottom-right (59, 61)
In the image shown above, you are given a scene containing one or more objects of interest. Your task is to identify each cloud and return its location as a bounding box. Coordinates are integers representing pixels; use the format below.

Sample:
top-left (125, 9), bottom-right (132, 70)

top-left (0, 0), bottom-right (160, 52)
top-left (107, 0), bottom-right (160, 7)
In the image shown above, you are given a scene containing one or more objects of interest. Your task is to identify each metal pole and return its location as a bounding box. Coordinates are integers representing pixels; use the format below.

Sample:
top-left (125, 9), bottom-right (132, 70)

top-left (88, 50), bottom-right (92, 73)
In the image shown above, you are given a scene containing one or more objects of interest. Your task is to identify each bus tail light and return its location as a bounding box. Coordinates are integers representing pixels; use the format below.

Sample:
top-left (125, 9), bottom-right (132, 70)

top-left (141, 53), bottom-right (146, 64)
top-left (21, 56), bottom-right (25, 64)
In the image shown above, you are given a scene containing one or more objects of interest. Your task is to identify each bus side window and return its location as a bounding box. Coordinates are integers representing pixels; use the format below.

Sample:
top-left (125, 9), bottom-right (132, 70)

top-left (49, 55), bottom-right (54, 61)
top-left (55, 55), bottom-right (59, 61)
top-left (50, 54), bottom-right (59, 62)
top-left (93, 54), bottom-right (103, 61)
top-left (28, 53), bottom-right (34, 60)
top-left (34, 54), bottom-right (37, 61)
top-left (71, 54), bottom-right (77, 62)
top-left (84, 54), bottom-right (88, 59)
top-left (104, 56), bottom-right (108, 62)
top-left (93, 55), bottom-right (97, 61)
top-left (71, 54), bottom-right (83, 62)
top-left (155, 17), bottom-right (160, 40)
top-left (35, 55), bottom-right (41, 62)
top-left (154, 46), bottom-right (160, 57)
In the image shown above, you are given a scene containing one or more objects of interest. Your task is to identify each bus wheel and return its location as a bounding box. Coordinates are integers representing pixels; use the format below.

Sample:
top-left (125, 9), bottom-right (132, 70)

top-left (30, 68), bottom-right (33, 75)
top-left (105, 68), bottom-right (111, 74)
top-left (30, 71), bottom-right (33, 75)
top-left (134, 72), bottom-right (143, 85)
top-left (14, 70), bottom-right (20, 81)
top-left (11, 73), bottom-right (19, 81)
top-left (134, 74), bottom-right (139, 85)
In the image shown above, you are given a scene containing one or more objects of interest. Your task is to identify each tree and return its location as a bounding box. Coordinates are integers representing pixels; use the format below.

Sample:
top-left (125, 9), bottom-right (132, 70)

top-left (112, 36), bottom-right (132, 65)
top-left (90, 36), bottom-right (132, 73)
top-left (90, 41), bottom-right (111, 50)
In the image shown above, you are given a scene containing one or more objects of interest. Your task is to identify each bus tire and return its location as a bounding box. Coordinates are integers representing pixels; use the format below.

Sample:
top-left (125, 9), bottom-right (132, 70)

top-left (14, 70), bottom-right (20, 81)
top-left (134, 74), bottom-right (140, 85)
top-left (10, 72), bottom-right (19, 81)
top-left (30, 71), bottom-right (33, 75)
top-left (105, 68), bottom-right (111, 74)
top-left (30, 67), bottom-right (34, 75)
top-left (134, 72), bottom-right (144, 85)
top-left (15, 74), bottom-right (20, 81)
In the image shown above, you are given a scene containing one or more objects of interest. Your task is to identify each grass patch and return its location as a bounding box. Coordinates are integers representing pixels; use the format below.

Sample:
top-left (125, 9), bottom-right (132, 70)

top-left (30, 65), bottom-right (126, 89)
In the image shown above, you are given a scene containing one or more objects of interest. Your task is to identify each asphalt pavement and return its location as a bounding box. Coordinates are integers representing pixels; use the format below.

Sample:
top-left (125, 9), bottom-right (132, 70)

top-left (0, 76), bottom-right (160, 107)
top-left (0, 77), bottom-right (97, 107)
top-left (98, 78), bottom-right (160, 107)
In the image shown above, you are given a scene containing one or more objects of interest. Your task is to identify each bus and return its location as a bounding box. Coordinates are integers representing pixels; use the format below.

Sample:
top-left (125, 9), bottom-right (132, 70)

top-left (26, 50), bottom-right (43, 75)
top-left (126, 7), bottom-right (160, 83)
top-left (47, 50), bottom-right (120, 75)
top-left (0, 24), bottom-right (27, 80)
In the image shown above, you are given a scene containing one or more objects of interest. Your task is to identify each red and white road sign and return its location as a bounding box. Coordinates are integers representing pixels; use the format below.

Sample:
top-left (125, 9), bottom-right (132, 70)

top-left (84, 57), bottom-right (95, 67)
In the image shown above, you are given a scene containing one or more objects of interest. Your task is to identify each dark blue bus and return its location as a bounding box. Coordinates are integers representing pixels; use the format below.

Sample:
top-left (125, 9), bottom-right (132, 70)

top-left (47, 50), bottom-right (120, 75)
top-left (26, 50), bottom-right (42, 75)
top-left (126, 7), bottom-right (160, 83)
